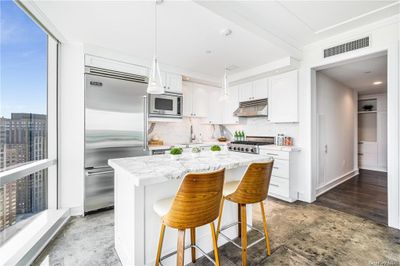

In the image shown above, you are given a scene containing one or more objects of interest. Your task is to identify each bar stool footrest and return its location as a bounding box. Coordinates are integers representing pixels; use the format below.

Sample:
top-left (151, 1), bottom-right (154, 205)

top-left (159, 243), bottom-right (216, 266)
top-left (219, 222), bottom-right (266, 250)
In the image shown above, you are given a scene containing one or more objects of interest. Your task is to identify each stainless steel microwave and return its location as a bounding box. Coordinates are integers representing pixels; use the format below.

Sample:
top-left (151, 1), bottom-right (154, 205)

top-left (148, 92), bottom-right (183, 118)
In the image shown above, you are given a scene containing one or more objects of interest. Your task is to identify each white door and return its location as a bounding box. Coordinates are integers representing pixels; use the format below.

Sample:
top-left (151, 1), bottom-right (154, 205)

top-left (253, 78), bottom-right (269, 100)
top-left (238, 82), bottom-right (253, 102)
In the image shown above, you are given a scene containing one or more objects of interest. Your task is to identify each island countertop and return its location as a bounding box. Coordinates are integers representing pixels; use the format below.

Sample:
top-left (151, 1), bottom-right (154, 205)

top-left (108, 151), bottom-right (271, 187)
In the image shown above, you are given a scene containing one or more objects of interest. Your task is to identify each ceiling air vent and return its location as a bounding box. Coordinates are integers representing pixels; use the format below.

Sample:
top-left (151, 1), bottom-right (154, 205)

top-left (323, 37), bottom-right (369, 58)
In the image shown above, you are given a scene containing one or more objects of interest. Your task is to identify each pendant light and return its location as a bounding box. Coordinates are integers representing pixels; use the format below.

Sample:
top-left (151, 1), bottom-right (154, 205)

top-left (219, 68), bottom-right (229, 102)
top-left (147, 0), bottom-right (164, 94)
top-left (219, 28), bottom-right (232, 102)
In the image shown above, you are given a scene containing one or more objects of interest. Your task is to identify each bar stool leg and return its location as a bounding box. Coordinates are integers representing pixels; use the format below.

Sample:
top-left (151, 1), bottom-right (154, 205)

top-left (240, 204), bottom-right (247, 266)
top-left (155, 224), bottom-right (166, 266)
top-left (190, 228), bottom-right (196, 263)
top-left (177, 229), bottom-right (185, 266)
top-left (238, 203), bottom-right (242, 238)
top-left (210, 222), bottom-right (220, 266)
top-left (260, 202), bottom-right (271, 256)
top-left (216, 198), bottom-right (225, 241)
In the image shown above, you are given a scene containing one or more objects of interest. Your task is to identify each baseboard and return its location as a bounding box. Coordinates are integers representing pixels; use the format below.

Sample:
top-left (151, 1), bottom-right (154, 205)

top-left (359, 166), bottom-right (387, 172)
top-left (69, 206), bottom-right (84, 216)
top-left (316, 169), bottom-right (359, 197)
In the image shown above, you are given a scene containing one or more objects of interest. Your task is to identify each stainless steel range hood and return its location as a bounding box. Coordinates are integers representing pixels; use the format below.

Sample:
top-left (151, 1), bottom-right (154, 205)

top-left (233, 98), bottom-right (268, 117)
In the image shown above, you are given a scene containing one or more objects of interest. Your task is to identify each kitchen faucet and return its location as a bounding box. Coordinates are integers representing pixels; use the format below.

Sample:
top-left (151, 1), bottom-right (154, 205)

top-left (190, 124), bottom-right (196, 143)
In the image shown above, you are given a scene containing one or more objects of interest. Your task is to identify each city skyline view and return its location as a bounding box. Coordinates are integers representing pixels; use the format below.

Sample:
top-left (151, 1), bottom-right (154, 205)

top-left (1, 1), bottom-right (49, 245)
top-left (1, 1), bottom-right (47, 118)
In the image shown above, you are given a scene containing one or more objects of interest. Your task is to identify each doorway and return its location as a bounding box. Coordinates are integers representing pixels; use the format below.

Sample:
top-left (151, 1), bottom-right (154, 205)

top-left (313, 53), bottom-right (388, 225)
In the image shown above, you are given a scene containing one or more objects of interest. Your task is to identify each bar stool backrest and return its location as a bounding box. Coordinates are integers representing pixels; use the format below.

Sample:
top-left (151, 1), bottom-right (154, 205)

top-left (162, 168), bottom-right (225, 229)
top-left (226, 161), bottom-right (274, 204)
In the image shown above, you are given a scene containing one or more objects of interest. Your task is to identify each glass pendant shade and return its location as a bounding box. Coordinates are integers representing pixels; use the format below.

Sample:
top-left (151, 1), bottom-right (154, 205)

top-left (219, 70), bottom-right (229, 101)
top-left (147, 57), bottom-right (164, 94)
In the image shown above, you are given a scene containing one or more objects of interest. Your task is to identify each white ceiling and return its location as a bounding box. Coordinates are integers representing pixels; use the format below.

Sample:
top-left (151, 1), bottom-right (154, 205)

top-left (319, 54), bottom-right (387, 95)
top-left (32, 0), bottom-right (399, 80)
top-left (33, 0), bottom-right (287, 79)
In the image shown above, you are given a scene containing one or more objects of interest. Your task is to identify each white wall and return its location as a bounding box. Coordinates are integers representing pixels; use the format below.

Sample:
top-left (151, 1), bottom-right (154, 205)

top-left (298, 15), bottom-right (399, 228)
top-left (315, 73), bottom-right (357, 192)
top-left (58, 43), bottom-right (85, 215)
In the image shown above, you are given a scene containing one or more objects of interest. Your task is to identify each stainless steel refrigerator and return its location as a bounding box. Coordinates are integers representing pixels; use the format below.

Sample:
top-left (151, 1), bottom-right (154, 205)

top-left (84, 66), bottom-right (149, 213)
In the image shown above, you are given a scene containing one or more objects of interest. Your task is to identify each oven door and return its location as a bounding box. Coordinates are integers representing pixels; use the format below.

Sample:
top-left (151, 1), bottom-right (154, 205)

top-left (149, 94), bottom-right (179, 117)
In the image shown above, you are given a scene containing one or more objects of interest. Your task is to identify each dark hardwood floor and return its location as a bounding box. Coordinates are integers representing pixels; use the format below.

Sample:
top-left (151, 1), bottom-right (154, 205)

top-left (315, 169), bottom-right (387, 225)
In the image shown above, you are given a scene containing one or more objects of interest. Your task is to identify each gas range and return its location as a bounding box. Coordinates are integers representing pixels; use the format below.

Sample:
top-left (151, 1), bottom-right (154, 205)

top-left (228, 136), bottom-right (275, 154)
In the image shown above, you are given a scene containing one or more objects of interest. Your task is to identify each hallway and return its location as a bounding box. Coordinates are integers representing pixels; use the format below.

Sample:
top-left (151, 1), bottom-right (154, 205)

top-left (315, 169), bottom-right (387, 225)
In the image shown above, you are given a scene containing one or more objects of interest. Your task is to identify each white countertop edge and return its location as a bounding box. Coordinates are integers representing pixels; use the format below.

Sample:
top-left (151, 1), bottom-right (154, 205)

top-left (259, 145), bottom-right (301, 152)
top-left (109, 154), bottom-right (271, 187)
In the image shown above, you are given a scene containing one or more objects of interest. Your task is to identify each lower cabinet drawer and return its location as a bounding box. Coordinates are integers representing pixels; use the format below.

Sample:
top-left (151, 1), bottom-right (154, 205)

top-left (260, 149), bottom-right (289, 160)
top-left (269, 176), bottom-right (289, 198)
top-left (271, 159), bottom-right (289, 178)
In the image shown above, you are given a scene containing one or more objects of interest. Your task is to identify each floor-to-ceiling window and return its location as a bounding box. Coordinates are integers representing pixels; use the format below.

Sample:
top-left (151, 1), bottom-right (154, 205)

top-left (0, 1), bottom-right (65, 264)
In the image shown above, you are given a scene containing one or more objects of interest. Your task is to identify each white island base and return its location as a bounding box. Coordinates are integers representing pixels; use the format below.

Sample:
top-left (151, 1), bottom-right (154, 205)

top-left (109, 152), bottom-right (270, 266)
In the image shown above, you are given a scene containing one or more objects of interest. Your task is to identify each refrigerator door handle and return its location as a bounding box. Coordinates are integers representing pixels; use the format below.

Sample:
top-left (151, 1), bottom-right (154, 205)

top-left (86, 170), bottom-right (114, 176)
top-left (143, 95), bottom-right (148, 151)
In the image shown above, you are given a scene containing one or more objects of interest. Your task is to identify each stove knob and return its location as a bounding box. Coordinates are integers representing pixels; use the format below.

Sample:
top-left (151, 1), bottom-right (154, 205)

top-left (233, 147), bottom-right (237, 151)
top-left (240, 147), bottom-right (244, 151)
top-left (228, 146), bottom-right (232, 150)
top-left (245, 148), bottom-right (249, 152)
top-left (251, 148), bottom-right (257, 153)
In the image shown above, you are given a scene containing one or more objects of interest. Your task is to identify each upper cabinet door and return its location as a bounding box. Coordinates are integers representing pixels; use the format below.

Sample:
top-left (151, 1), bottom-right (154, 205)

top-left (165, 73), bottom-right (182, 93)
top-left (223, 86), bottom-right (240, 124)
top-left (253, 78), bottom-right (269, 100)
top-left (238, 82), bottom-right (254, 102)
top-left (207, 89), bottom-right (223, 124)
top-left (182, 82), bottom-right (193, 117)
top-left (192, 85), bottom-right (208, 117)
top-left (268, 70), bottom-right (298, 123)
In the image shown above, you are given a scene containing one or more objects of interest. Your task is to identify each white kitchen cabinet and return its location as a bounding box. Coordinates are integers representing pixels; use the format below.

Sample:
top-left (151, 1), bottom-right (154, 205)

top-left (253, 78), bottom-right (269, 100)
top-left (192, 85), bottom-right (208, 117)
top-left (259, 147), bottom-right (299, 202)
top-left (238, 78), bottom-right (268, 102)
top-left (207, 89), bottom-right (223, 124)
top-left (161, 71), bottom-right (182, 93)
top-left (238, 82), bottom-right (253, 102)
top-left (268, 70), bottom-right (298, 123)
top-left (182, 82), bottom-right (208, 117)
top-left (206, 86), bottom-right (239, 125)
top-left (222, 86), bottom-right (240, 124)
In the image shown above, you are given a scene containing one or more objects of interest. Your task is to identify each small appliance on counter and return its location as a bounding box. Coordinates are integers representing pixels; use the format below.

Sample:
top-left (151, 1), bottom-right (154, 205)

top-left (276, 134), bottom-right (293, 146)
top-left (228, 136), bottom-right (275, 154)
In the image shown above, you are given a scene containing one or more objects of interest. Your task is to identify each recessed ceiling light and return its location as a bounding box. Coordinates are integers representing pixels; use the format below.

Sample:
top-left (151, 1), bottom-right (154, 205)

top-left (205, 50), bottom-right (212, 54)
top-left (220, 28), bottom-right (233, 37)
top-left (373, 81), bottom-right (383, 85)
top-left (364, 71), bottom-right (371, 74)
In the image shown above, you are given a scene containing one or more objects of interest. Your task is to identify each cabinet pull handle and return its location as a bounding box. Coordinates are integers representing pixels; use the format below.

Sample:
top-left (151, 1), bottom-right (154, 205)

top-left (270, 183), bottom-right (279, 187)
top-left (273, 167), bottom-right (279, 169)
top-left (267, 153), bottom-right (279, 156)
top-left (358, 153), bottom-right (363, 156)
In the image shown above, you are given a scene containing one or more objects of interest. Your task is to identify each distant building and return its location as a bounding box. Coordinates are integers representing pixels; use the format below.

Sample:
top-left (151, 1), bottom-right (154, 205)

top-left (0, 113), bottom-right (47, 231)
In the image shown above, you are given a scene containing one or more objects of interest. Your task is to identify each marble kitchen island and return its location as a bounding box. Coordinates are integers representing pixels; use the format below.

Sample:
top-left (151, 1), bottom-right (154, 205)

top-left (109, 151), bottom-right (271, 266)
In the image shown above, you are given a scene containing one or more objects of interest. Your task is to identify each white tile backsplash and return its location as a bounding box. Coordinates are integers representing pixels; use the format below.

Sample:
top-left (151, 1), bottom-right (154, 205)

top-left (149, 117), bottom-right (299, 146)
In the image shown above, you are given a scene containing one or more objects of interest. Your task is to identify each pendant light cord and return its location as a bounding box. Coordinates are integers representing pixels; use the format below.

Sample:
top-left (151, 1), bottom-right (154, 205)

top-left (154, 0), bottom-right (158, 60)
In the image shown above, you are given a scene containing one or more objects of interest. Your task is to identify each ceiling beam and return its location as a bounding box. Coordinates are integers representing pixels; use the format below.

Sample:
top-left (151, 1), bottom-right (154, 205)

top-left (194, 1), bottom-right (303, 60)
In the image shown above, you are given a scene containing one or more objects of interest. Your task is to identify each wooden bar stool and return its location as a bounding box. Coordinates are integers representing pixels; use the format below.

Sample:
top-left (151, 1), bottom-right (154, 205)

top-left (216, 161), bottom-right (274, 266)
top-left (153, 168), bottom-right (225, 266)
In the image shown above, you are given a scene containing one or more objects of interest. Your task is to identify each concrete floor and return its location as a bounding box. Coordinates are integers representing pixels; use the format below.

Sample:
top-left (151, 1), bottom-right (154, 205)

top-left (34, 198), bottom-right (400, 266)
